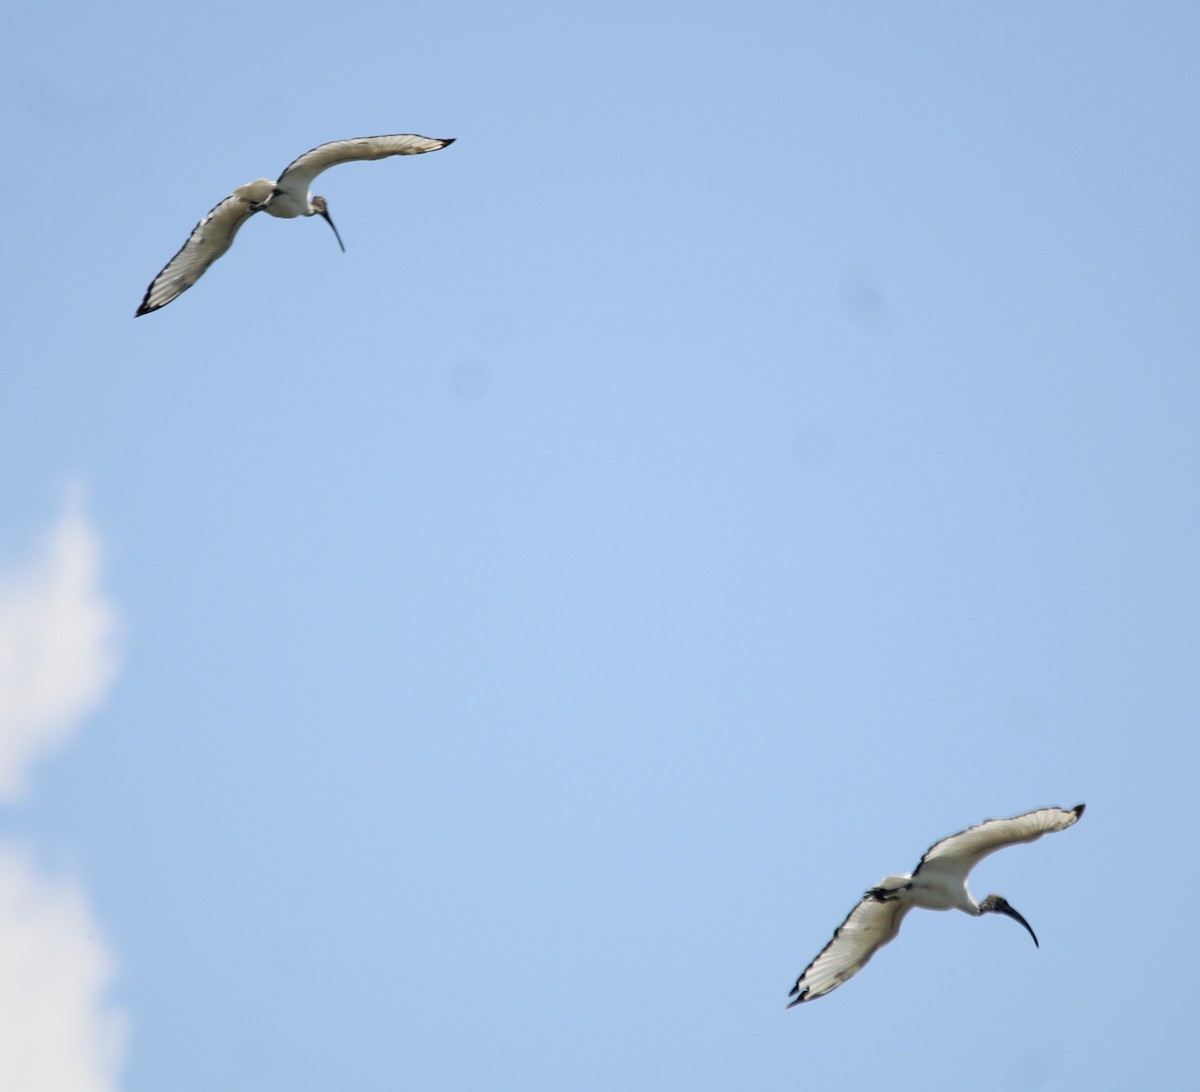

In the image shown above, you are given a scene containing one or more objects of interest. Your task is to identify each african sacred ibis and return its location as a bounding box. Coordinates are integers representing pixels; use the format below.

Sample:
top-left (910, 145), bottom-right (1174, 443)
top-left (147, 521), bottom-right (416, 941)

top-left (787, 804), bottom-right (1084, 1005)
top-left (136, 133), bottom-right (454, 316)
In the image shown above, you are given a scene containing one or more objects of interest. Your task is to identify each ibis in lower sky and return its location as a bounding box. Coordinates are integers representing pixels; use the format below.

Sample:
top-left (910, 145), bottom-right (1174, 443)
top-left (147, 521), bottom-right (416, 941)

top-left (787, 803), bottom-right (1085, 1005)
top-left (136, 133), bottom-right (455, 316)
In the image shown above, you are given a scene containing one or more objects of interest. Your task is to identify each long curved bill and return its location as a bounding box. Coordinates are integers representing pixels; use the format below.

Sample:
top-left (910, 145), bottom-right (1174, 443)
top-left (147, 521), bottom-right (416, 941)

top-left (318, 207), bottom-right (345, 252)
top-left (999, 902), bottom-right (1039, 947)
top-left (982, 895), bottom-right (1040, 948)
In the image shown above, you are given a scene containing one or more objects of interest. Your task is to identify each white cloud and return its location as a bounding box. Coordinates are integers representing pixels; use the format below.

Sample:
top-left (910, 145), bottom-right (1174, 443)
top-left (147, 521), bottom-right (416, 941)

top-left (0, 490), bottom-right (119, 801)
top-left (0, 846), bottom-right (126, 1092)
top-left (0, 492), bottom-right (126, 1091)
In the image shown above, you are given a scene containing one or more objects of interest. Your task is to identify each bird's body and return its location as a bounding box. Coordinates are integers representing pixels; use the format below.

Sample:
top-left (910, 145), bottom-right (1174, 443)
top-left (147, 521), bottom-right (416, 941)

top-left (136, 133), bottom-right (454, 316)
top-left (787, 804), bottom-right (1085, 1005)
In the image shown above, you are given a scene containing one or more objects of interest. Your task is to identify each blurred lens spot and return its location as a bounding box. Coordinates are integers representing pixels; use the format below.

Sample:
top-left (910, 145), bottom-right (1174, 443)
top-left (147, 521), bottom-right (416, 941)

top-left (448, 358), bottom-right (490, 402)
top-left (838, 271), bottom-right (891, 337)
top-left (1002, 692), bottom-right (1044, 737)
top-left (793, 423), bottom-right (835, 467)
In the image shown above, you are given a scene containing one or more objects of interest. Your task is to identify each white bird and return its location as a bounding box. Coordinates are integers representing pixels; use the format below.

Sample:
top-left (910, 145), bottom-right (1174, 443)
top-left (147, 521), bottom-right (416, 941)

top-left (787, 803), bottom-right (1085, 1005)
top-left (136, 133), bottom-right (455, 316)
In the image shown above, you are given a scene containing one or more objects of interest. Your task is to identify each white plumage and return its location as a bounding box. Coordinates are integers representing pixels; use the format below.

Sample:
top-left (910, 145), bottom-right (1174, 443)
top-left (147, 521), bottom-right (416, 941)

top-left (137, 133), bottom-right (454, 316)
top-left (788, 804), bottom-right (1085, 1005)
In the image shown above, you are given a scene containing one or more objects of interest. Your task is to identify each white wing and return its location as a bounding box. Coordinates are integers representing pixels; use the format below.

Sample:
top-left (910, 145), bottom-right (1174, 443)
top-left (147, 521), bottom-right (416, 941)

top-left (913, 804), bottom-right (1085, 882)
top-left (275, 133), bottom-right (455, 199)
top-left (787, 895), bottom-right (912, 1005)
top-left (136, 186), bottom-right (267, 316)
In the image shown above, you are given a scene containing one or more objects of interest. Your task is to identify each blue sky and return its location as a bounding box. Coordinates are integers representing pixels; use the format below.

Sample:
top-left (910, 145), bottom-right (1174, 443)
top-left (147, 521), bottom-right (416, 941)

top-left (2, 2), bottom-right (1198, 1088)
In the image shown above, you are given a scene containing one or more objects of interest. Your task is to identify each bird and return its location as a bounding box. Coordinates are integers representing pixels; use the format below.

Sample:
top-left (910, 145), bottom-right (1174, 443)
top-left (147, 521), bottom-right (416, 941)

top-left (787, 803), bottom-right (1085, 1005)
top-left (136, 133), bottom-right (455, 316)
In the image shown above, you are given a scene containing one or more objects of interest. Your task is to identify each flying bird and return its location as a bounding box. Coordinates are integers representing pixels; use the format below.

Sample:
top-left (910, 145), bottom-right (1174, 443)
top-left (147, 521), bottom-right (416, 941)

top-left (136, 133), bottom-right (455, 316)
top-left (787, 803), bottom-right (1084, 1005)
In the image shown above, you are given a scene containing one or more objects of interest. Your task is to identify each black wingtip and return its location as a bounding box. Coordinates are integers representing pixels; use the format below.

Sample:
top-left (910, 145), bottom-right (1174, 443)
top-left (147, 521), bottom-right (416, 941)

top-left (440, 137), bottom-right (456, 147)
top-left (786, 989), bottom-right (808, 1008)
top-left (1072, 803), bottom-right (1086, 819)
top-left (135, 286), bottom-right (161, 316)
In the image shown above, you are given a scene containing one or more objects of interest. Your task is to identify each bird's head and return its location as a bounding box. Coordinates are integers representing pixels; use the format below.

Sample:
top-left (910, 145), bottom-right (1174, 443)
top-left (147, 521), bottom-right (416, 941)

top-left (978, 894), bottom-right (1039, 948)
top-left (310, 195), bottom-right (346, 252)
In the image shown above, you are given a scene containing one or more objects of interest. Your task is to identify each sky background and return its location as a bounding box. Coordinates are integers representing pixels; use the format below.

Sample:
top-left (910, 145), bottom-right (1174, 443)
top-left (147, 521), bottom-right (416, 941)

top-left (2, 2), bottom-right (1198, 1089)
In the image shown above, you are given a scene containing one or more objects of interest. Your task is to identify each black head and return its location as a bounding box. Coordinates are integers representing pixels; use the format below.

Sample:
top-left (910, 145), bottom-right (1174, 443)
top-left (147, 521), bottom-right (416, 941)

top-left (310, 196), bottom-right (346, 253)
top-left (978, 894), bottom-right (1039, 947)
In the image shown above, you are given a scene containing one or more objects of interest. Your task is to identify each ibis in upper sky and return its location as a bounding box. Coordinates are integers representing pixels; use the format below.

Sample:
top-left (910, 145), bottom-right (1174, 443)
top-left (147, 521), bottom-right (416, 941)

top-left (787, 803), bottom-right (1085, 1005)
top-left (136, 133), bottom-right (455, 316)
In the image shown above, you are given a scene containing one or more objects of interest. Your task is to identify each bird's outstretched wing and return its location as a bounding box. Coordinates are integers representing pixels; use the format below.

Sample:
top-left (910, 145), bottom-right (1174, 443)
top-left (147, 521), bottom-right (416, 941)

top-left (787, 895), bottom-right (911, 1005)
top-left (136, 186), bottom-right (267, 316)
top-left (912, 804), bottom-right (1085, 880)
top-left (275, 133), bottom-right (455, 198)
